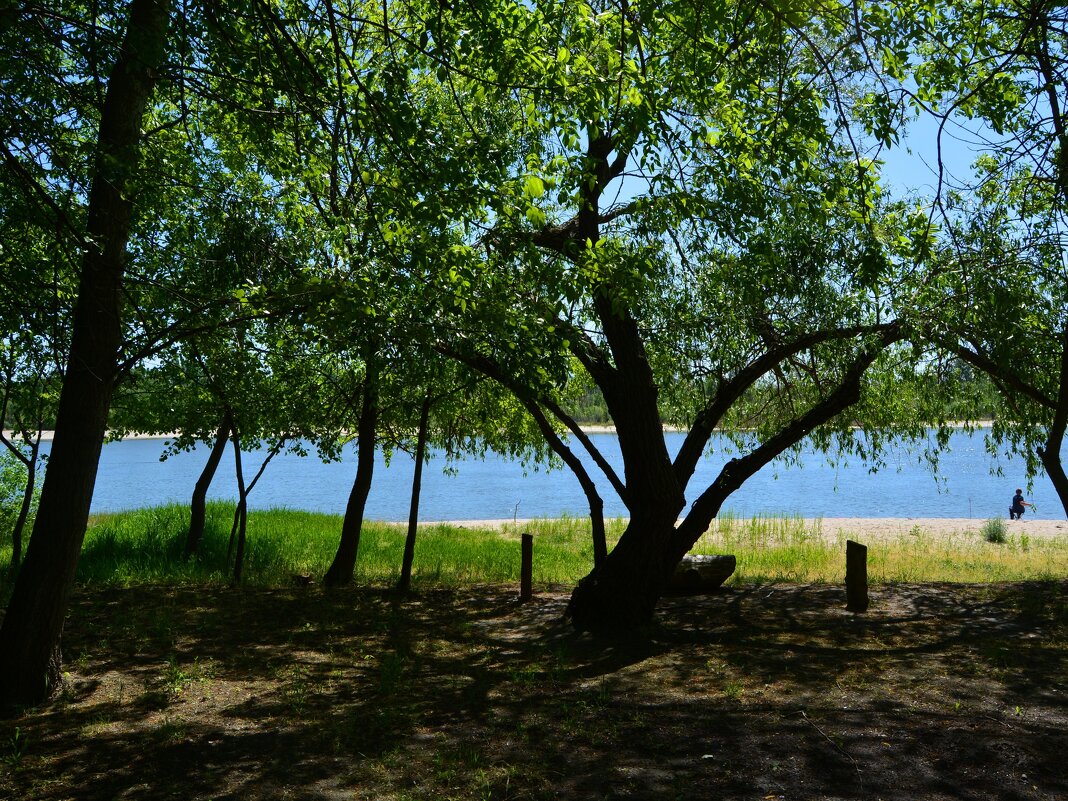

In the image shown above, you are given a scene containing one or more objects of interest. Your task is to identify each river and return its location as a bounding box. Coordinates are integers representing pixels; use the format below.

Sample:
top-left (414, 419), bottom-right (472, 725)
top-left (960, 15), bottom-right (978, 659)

top-left (43, 429), bottom-right (1053, 521)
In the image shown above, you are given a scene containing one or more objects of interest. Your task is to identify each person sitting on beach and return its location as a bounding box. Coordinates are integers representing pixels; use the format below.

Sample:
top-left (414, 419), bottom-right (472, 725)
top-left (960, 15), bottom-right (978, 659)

top-left (1010, 488), bottom-right (1032, 520)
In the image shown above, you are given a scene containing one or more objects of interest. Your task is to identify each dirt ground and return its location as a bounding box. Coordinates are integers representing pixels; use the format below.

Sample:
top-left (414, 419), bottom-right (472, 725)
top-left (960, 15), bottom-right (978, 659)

top-left (1, 579), bottom-right (1066, 801)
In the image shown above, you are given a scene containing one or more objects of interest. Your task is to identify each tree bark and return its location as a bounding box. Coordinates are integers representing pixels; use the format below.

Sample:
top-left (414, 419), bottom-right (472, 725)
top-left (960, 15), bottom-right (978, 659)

top-left (524, 401), bottom-right (608, 567)
top-left (566, 509), bottom-right (680, 631)
top-left (397, 395), bottom-right (431, 593)
top-left (226, 431), bottom-right (282, 583)
top-left (324, 372), bottom-right (378, 587)
top-left (0, 0), bottom-right (170, 715)
top-left (185, 414), bottom-right (232, 558)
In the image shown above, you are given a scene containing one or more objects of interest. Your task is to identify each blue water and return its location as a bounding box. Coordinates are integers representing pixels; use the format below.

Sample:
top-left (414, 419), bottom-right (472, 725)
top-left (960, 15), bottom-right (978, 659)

top-left (53, 430), bottom-right (1053, 520)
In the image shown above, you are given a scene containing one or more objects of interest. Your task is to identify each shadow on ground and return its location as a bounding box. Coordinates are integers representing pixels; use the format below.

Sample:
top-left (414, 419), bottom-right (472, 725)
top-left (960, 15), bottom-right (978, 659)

top-left (1, 580), bottom-right (1065, 800)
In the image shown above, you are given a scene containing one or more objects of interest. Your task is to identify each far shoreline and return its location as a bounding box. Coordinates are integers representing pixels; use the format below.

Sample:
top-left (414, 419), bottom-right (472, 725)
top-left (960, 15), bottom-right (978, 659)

top-left (7, 419), bottom-right (999, 442)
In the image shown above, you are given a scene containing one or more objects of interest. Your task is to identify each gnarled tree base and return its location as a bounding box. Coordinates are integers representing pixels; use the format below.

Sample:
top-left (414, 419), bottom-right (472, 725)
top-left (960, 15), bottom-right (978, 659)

top-left (565, 520), bottom-right (678, 632)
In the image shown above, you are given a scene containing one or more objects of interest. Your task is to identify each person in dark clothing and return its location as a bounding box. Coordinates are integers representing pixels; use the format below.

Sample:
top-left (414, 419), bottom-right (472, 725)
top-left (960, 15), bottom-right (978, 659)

top-left (1010, 488), bottom-right (1032, 520)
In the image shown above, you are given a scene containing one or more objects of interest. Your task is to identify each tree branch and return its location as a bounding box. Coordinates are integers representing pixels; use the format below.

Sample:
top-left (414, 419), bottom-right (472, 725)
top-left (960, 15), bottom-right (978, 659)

top-left (673, 322), bottom-right (900, 486)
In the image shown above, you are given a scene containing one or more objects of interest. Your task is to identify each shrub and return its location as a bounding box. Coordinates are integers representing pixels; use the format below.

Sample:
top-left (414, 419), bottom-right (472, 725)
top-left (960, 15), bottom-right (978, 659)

top-left (0, 445), bottom-right (40, 543)
top-left (0, 449), bottom-right (26, 531)
top-left (982, 517), bottom-right (1007, 544)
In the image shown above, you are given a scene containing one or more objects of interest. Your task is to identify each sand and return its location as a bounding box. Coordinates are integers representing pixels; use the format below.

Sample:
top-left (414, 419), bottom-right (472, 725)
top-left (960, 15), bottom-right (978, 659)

top-left (3, 430), bottom-right (178, 442)
top-left (430, 516), bottom-right (1068, 541)
top-left (813, 516), bottom-right (1067, 541)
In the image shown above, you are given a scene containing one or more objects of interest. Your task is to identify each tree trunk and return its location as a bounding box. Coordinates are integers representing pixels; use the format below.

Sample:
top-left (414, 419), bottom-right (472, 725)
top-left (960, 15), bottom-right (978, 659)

top-left (0, 0), bottom-right (170, 715)
top-left (8, 446), bottom-right (37, 572)
top-left (564, 333), bottom-right (685, 629)
top-left (397, 395), bottom-right (431, 593)
top-left (231, 500), bottom-right (249, 585)
top-left (228, 429), bottom-right (248, 583)
top-left (227, 432), bottom-right (281, 583)
top-left (1038, 322), bottom-right (1068, 518)
top-left (524, 401), bottom-right (609, 568)
top-left (566, 510), bottom-right (680, 630)
top-left (324, 374), bottom-right (378, 587)
top-left (9, 443), bottom-right (39, 571)
top-left (1038, 443), bottom-right (1068, 518)
top-left (185, 414), bottom-right (231, 558)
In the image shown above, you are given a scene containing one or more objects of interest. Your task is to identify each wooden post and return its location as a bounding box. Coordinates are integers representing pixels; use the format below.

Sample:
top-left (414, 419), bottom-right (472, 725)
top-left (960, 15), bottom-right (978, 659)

top-left (520, 532), bottom-right (533, 602)
top-left (846, 539), bottom-right (868, 612)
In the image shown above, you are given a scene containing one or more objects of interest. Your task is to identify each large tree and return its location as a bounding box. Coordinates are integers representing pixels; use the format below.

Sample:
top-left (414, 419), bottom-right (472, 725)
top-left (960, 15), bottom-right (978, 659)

top-left (0, 0), bottom-right (172, 712)
top-left (385, 0), bottom-right (922, 630)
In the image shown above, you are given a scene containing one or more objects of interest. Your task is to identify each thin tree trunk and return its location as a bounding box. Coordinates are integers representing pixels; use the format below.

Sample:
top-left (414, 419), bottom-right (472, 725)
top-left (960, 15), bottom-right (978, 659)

top-left (231, 502), bottom-right (249, 585)
top-left (230, 437), bottom-right (284, 584)
top-left (397, 395), bottom-right (431, 593)
top-left (9, 440), bottom-right (40, 571)
top-left (0, 0), bottom-right (170, 715)
top-left (227, 429), bottom-right (247, 578)
top-left (525, 401), bottom-right (608, 567)
top-left (186, 413), bottom-right (232, 557)
top-left (324, 374), bottom-right (378, 587)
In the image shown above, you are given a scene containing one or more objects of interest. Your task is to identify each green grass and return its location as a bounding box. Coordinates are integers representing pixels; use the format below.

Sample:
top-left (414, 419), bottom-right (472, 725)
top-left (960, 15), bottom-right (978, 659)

top-left (1, 504), bottom-right (1066, 591)
top-left (693, 512), bottom-right (1068, 584)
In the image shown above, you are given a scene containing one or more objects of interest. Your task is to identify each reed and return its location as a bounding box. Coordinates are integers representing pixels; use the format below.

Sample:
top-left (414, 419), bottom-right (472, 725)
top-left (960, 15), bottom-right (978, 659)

top-left (1, 505), bottom-right (1065, 591)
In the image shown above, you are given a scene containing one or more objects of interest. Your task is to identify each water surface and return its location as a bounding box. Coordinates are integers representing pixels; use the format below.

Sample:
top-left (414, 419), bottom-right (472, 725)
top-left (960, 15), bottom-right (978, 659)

top-left (63, 430), bottom-right (1052, 521)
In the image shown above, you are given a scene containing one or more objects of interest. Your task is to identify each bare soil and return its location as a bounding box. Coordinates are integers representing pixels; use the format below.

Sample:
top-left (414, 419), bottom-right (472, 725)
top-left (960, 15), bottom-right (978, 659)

top-left (1, 580), bottom-right (1066, 800)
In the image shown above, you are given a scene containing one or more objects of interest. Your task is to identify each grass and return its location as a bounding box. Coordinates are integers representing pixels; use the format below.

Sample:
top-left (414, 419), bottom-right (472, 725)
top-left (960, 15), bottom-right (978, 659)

top-left (694, 512), bottom-right (1068, 584)
top-left (0, 503), bottom-right (1066, 594)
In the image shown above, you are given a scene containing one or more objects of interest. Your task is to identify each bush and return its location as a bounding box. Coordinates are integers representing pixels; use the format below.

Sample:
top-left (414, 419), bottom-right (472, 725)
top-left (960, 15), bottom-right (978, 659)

top-left (982, 517), bottom-right (1007, 544)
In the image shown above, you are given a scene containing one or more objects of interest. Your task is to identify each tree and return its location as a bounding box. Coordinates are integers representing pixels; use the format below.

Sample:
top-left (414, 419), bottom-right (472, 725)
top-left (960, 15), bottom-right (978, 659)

top-left (198, 0), bottom-right (556, 588)
top-left (920, 174), bottom-right (1068, 513)
top-left (0, 0), bottom-right (172, 712)
top-left (867, 0), bottom-right (1068, 515)
top-left (0, 216), bottom-right (67, 570)
top-left (393, 0), bottom-right (920, 630)
top-left (108, 190), bottom-right (317, 558)
top-left (0, 340), bottom-right (59, 571)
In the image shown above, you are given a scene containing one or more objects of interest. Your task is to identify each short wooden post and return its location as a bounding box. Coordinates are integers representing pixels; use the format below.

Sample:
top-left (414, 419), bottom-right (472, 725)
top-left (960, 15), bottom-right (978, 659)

top-left (846, 539), bottom-right (868, 612)
top-left (520, 532), bottom-right (533, 602)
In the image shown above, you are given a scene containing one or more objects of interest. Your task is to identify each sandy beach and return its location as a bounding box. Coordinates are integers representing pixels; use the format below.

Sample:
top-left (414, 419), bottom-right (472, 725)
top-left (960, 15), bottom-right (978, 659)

top-left (3, 430), bottom-right (178, 442)
top-left (812, 516), bottom-right (1067, 541)
top-left (431, 516), bottom-right (1068, 541)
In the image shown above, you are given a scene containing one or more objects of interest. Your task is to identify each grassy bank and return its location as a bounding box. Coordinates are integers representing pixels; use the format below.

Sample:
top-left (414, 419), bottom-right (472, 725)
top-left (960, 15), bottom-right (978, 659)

top-left (692, 515), bottom-right (1068, 583)
top-left (2, 503), bottom-right (1066, 592)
